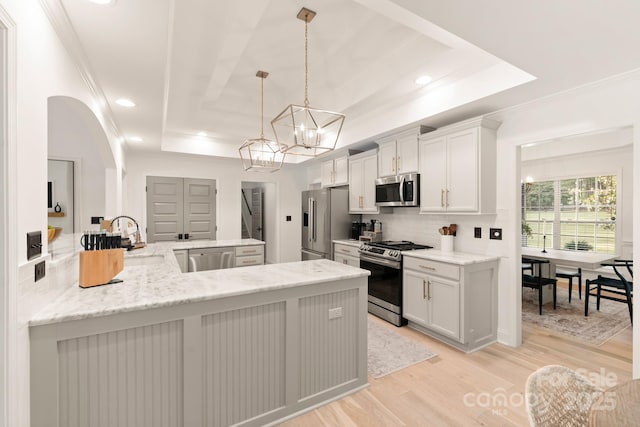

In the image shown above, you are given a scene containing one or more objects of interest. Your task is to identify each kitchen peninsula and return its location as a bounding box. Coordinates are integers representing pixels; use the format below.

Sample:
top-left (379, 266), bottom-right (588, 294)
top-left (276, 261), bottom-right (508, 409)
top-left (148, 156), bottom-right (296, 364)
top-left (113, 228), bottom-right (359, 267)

top-left (30, 241), bottom-right (369, 427)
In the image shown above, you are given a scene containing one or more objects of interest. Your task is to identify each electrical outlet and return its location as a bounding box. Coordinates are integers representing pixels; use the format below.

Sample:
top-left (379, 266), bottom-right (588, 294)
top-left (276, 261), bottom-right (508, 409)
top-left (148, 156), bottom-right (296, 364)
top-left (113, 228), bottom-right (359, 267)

top-left (35, 261), bottom-right (46, 282)
top-left (91, 216), bottom-right (104, 225)
top-left (328, 307), bottom-right (343, 319)
top-left (474, 227), bottom-right (482, 239)
top-left (286, 215), bottom-right (292, 221)
top-left (489, 228), bottom-right (503, 240)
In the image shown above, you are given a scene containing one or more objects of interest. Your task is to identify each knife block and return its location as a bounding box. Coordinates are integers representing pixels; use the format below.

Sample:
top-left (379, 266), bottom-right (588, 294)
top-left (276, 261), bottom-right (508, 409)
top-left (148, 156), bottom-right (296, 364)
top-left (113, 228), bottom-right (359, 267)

top-left (79, 248), bottom-right (124, 288)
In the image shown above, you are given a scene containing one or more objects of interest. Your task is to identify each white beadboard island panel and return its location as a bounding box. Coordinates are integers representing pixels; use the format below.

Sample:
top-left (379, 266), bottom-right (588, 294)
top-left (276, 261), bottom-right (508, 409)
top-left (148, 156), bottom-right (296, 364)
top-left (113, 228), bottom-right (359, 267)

top-left (30, 255), bottom-right (369, 427)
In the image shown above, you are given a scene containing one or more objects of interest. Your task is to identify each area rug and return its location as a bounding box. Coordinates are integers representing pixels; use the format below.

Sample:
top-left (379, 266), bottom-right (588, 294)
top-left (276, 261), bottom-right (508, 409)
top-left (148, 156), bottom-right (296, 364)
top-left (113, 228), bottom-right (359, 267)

top-left (367, 319), bottom-right (437, 379)
top-left (522, 288), bottom-right (631, 346)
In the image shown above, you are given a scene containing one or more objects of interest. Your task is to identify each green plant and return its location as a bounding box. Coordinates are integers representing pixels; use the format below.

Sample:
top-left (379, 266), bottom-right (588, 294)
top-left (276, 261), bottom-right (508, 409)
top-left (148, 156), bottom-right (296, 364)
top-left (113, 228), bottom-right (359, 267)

top-left (521, 221), bottom-right (533, 237)
top-left (564, 240), bottom-right (593, 251)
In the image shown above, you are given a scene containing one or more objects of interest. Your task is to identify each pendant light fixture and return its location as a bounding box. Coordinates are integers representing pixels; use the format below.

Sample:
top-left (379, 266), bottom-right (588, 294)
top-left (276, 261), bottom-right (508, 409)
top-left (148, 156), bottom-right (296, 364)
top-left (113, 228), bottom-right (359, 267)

top-left (271, 7), bottom-right (345, 157)
top-left (239, 71), bottom-right (285, 172)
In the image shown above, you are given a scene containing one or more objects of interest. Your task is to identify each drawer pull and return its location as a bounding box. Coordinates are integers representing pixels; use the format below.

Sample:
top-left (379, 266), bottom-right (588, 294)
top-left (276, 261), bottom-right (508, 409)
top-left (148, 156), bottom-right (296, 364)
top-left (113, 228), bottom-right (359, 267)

top-left (340, 248), bottom-right (351, 253)
top-left (241, 260), bottom-right (255, 264)
top-left (242, 249), bottom-right (257, 254)
top-left (419, 265), bottom-right (436, 271)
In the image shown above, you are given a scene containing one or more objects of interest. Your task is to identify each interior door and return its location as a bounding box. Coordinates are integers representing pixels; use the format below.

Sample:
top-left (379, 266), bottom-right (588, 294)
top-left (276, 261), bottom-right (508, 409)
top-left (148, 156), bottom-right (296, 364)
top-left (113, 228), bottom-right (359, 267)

top-left (251, 188), bottom-right (263, 240)
top-left (146, 176), bottom-right (184, 242)
top-left (183, 178), bottom-right (216, 240)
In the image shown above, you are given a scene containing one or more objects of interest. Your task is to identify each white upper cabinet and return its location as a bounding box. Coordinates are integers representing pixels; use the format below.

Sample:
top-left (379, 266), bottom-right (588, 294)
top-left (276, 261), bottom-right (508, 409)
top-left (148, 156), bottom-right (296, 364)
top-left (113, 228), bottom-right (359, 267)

top-left (396, 134), bottom-right (420, 174)
top-left (349, 151), bottom-right (379, 214)
top-left (321, 155), bottom-right (348, 187)
top-left (377, 130), bottom-right (419, 178)
top-left (419, 117), bottom-right (500, 214)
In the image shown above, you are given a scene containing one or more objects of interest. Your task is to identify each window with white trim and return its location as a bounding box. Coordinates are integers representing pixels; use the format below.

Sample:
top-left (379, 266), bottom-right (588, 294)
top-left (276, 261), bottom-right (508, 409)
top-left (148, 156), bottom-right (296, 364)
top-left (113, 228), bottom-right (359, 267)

top-left (522, 175), bottom-right (617, 254)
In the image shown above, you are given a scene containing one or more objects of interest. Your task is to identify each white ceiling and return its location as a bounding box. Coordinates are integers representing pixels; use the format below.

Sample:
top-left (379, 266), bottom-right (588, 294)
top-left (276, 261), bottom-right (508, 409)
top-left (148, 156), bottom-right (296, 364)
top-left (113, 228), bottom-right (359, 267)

top-left (48, 0), bottom-right (640, 163)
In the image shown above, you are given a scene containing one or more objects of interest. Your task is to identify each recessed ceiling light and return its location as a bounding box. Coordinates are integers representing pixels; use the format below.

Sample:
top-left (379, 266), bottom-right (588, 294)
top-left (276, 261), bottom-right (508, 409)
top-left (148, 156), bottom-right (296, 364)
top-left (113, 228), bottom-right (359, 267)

top-left (197, 132), bottom-right (207, 137)
top-left (115, 98), bottom-right (136, 107)
top-left (128, 136), bottom-right (143, 142)
top-left (89, 0), bottom-right (114, 4)
top-left (415, 75), bottom-right (432, 85)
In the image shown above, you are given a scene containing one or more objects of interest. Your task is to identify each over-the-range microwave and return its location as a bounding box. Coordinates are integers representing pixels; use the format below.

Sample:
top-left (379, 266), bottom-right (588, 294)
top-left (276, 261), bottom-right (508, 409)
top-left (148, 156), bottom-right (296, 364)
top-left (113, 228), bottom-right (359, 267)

top-left (375, 173), bottom-right (419, 207)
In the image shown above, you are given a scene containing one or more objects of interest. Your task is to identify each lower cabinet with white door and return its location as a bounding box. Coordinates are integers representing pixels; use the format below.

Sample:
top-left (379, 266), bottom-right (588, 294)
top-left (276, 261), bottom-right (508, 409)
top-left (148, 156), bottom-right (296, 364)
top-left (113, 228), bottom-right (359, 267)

top-left (402, 251), bottom-right (499, 352)
top-left (333, 241), bottom-right (360, 267)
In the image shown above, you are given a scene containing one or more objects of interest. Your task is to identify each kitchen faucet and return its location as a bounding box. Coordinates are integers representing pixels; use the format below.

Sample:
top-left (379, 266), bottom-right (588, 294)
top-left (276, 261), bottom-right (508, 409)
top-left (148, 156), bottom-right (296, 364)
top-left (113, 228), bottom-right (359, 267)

top-left (110, 215), bottom-right (143, 246)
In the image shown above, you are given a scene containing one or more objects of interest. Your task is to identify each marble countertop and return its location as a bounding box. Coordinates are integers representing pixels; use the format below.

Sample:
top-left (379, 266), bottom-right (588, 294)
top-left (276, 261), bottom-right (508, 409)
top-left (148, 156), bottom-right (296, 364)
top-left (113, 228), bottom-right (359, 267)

top-left (50, 234), bottom-right (264, 263)
top-left (31, 241), bottom-right (369, 327)
top-left (403, 249), bottom-right (499, 265)
top-left (332, 239), bottom-right (362, 248)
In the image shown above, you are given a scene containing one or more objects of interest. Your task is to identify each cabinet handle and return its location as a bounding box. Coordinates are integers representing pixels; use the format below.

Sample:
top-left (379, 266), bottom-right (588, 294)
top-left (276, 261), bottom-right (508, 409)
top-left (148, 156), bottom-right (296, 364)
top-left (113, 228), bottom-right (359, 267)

top-left (340, 248), bottom-right (350, 253)
top-left (392, 157), bottom-right (395, 172)
top-left (397, 156), bottom-right (400, 172)
top-left (441, 189), bottom-right (444, 207)
top-left (428, 280), bottom-right (431, 300)
top-left (419, 265), bottom-right (436, 271)
top-left (423, 279), bottom-right (427, 299)
top-left (240, 259), bottom-right (255, 264)
top-left (359, 195), bottom-right (363, 209)
top-left (446, 189), bottom-right (450, 207)
top-left (242, 249), bottom-right (257, 254)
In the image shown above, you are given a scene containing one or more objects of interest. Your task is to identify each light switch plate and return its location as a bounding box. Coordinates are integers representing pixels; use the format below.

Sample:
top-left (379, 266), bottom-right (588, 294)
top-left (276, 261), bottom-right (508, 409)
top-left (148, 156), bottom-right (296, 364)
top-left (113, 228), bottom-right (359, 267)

top-left (27, 231), bottom-right (42, 261)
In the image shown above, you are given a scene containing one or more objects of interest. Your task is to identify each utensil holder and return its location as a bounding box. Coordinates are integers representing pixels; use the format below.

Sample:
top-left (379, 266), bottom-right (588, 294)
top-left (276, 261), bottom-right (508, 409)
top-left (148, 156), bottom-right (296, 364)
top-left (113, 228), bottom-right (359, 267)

top-left (79, 248), bottom-right (124, 288)
top-left (441, 235), bottom-right (454, 253)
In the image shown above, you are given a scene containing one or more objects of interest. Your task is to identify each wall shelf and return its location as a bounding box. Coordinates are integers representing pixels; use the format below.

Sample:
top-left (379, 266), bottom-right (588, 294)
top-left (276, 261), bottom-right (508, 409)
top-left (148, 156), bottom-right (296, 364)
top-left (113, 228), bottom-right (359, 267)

top-left (48, 212), bottom-right (65, 217)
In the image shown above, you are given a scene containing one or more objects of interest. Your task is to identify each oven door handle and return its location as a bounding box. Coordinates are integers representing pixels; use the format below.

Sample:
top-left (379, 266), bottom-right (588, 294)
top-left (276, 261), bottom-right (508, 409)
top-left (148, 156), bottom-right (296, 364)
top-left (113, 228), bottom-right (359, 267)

top-left (359, 253), bottom-right (401, 269)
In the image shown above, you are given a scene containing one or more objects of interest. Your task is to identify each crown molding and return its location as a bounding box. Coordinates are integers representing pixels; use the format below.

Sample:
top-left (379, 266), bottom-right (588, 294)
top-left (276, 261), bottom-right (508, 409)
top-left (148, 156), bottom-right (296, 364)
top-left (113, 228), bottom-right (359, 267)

top-left (38, 0), bottom-right (123, 145)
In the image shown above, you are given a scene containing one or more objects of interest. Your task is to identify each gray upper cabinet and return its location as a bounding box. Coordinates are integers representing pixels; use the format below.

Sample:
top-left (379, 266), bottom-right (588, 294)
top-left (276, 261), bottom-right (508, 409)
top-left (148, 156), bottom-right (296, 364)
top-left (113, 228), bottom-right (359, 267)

top-left (147, 176), bottom-right (217, 242)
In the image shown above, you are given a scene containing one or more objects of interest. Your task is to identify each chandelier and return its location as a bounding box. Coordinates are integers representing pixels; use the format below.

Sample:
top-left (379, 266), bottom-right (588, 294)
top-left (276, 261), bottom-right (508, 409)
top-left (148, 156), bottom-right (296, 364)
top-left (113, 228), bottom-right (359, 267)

top-left (238, 71), bottom-right (285, 172)
top-left (271, 7), bottom-right (345, 157)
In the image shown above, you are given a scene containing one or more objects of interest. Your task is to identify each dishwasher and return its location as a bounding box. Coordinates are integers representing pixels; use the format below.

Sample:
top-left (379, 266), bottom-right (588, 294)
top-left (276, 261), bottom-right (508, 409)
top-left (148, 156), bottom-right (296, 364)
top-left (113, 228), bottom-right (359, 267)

top-left (188, 247), bottom-right (235, 272)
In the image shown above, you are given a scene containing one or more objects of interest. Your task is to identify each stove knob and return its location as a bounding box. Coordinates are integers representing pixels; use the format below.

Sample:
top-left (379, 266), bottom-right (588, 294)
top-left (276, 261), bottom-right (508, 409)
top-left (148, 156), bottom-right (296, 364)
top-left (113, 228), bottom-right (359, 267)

top-left (390, 250), bottom-right (397, 257)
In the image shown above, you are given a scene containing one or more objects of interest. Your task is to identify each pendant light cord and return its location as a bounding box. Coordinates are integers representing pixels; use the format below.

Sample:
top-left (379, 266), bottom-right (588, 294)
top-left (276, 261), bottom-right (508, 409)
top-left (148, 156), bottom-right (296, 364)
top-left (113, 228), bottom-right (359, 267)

top-left (304, 16), bottom-right (309, 107)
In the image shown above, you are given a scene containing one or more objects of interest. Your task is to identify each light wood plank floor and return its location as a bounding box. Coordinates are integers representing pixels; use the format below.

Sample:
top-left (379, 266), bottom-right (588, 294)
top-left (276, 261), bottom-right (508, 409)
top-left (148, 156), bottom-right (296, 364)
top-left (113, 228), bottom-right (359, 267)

top-left (281, 308), bottom-right (633, 427)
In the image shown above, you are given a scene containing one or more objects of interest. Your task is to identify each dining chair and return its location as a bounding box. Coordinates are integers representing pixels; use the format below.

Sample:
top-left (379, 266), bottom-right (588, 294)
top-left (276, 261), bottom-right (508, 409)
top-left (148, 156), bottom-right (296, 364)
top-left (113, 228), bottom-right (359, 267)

top-left (522, 257), bottom-right (557, 315)
top-left (525, 365), bottom-right (603, 427)
top-left (555, 266), bottom-right (582, 303)
top-left (585, 259), bottom-right (633, 323)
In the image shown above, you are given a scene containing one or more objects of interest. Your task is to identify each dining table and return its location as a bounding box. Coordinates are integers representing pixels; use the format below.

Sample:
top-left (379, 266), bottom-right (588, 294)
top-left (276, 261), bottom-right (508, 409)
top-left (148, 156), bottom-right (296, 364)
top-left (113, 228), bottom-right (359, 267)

top-left (588, 378), bottom-right (640, 426)
top-left (521, 247), bottom-right (617, 305)
top-left (521, 247), bottom-right (617, 270)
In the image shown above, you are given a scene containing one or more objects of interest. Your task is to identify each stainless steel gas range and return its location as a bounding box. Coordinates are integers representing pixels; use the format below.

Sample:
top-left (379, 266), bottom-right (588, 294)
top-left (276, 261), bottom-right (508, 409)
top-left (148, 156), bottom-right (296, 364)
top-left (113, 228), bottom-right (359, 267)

top-left (359, 240), bottom-right (432, 326)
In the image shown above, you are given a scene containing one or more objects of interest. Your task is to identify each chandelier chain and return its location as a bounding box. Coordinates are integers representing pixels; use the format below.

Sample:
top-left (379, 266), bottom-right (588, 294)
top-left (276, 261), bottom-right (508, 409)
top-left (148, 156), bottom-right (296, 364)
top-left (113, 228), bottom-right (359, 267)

top-left (304, 17), bottom-right (309, 107)
top-left (260, 74), bottom-right (264, 138)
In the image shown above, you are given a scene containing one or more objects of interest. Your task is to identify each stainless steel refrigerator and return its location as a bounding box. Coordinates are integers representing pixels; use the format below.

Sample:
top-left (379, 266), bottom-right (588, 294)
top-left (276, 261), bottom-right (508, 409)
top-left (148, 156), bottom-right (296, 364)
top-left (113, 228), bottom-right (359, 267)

top-left (301, 187), bottom-right (352, 260)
